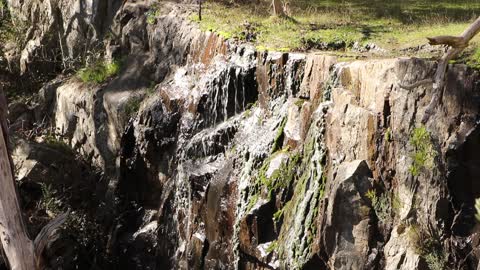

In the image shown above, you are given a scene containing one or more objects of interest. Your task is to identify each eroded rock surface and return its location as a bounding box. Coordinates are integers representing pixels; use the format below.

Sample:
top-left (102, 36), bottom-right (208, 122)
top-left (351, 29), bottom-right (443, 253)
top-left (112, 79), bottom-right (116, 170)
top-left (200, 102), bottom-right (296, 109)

top-left (4, 1), bottom-right (480, 269)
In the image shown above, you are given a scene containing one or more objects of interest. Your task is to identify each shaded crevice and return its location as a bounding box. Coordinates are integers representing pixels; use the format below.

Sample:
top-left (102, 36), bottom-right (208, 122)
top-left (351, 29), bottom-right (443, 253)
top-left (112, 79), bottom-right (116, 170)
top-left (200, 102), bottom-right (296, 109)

top-left (446, 125), bottom-right (480, 237)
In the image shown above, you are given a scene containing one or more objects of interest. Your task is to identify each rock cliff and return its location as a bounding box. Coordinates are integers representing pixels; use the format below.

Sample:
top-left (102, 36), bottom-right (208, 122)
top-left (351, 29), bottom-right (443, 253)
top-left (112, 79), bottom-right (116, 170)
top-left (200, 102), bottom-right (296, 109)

top-left (3, 1), bottom-right (480, 269)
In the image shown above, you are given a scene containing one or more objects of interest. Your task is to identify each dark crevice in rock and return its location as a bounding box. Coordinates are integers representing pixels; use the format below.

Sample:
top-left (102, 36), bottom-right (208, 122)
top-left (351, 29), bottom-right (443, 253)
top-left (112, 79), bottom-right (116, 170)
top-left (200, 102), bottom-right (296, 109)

top-left (447, 125), bottom-right (480, 237)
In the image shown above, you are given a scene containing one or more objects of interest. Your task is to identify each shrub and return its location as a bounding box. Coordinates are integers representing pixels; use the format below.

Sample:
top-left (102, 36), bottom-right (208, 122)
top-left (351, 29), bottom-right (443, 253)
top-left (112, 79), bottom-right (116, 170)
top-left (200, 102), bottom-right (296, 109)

top-left (366, 189), bottom-right (391, 223)
top-left (408, 224), bottom-right (448, 270)
top-left (409, 126), bottom-right (436, 176)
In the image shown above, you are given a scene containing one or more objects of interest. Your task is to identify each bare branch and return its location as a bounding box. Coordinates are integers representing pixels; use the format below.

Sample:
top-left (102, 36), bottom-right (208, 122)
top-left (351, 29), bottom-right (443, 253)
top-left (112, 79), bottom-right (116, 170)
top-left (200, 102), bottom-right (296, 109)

top-left (399, 16), bottom-right (480, 123)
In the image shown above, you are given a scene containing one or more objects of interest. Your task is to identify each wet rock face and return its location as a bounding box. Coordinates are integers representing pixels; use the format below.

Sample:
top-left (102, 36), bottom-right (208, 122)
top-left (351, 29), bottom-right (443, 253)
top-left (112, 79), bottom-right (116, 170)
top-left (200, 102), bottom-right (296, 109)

top-left (9, 2), bottom-right (480, 270)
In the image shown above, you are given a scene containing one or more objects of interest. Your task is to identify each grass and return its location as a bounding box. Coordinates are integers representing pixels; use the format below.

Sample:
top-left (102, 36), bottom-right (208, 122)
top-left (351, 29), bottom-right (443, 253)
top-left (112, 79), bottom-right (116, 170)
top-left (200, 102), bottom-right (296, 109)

top-left (191, 1), bottom-right (480, 56)
top-left (124, 97), bottom-right (142, 118)
top-left (44, 134), bottom-right (74, 154)
top-left (77, 59), bottom-right (121, 84)
top-left (465, 47), bottom-right (480, 69)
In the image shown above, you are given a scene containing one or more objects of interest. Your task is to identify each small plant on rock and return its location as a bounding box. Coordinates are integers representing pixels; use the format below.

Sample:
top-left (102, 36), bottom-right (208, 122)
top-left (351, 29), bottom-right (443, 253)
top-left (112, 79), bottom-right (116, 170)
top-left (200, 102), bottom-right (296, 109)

top-left (408, 224), bottom-right (448, 270)
top-left (409, 126), bottom-right (436, 177)
top-left (39, 183), bottom-right (63, 216)
top-left (124, 97), bottom-right (142, 118)
top-left (77, 59), bottom-right (121, 83)
top-left (146, 5), bottom-right (161, 25)
top-left (366, 189), bottom-right (391, 223)
top-left (266, 240), bottom-right (278, 254)
top-left (475, 197), bottom-right (480, 222)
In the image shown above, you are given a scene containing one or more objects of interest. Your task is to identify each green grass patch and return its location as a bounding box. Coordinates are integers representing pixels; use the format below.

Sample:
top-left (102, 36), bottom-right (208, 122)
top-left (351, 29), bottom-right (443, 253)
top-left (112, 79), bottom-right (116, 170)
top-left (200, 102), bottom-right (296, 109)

top-left (77, 60), bottom-right (122, 84)
top-left (191, 1), bottom-right (480, 55)
top-left (407, 224), bottom-right (448, 270)
top-left (465, 47), bottom-right (480, 69)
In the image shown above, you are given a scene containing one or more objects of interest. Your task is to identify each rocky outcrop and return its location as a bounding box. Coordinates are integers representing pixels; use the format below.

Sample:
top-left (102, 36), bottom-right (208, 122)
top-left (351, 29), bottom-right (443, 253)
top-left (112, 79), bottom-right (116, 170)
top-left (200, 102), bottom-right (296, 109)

top-left (321, 160), bottom-right (374, 270)
top-left (5, 1), bottom-right (480, 269)
top-left (5, 0), bottom-right (122, 73)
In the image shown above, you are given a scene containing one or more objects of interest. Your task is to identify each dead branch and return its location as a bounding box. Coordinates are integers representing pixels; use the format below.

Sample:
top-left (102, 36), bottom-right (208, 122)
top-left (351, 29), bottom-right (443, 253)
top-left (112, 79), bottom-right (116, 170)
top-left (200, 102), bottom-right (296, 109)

top-left (0, 84), bottom-right (68, 269)
top-left (33, 212), bottom-right (69, 267)
top-left (399, 16), bottom-right (480, 123)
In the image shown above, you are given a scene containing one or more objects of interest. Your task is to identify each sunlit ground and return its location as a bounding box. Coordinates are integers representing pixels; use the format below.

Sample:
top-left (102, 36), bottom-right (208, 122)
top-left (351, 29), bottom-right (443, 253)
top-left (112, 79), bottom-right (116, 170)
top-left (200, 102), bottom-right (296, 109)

top-left (189, 0), bottom-right (480, 63)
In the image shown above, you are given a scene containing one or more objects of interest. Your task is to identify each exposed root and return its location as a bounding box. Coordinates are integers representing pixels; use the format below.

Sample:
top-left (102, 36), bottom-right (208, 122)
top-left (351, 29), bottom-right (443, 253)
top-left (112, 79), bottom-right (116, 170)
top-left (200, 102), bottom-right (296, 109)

top-left (33, 211), bottom-right (69, 267)
top-left (398, 79), bottom-right (433, 90)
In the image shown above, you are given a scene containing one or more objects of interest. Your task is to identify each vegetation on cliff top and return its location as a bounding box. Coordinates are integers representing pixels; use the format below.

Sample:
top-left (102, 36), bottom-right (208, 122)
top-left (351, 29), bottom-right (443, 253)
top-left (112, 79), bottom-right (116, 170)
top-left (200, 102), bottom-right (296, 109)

top-left (191, 0), bottom-right (480, 58)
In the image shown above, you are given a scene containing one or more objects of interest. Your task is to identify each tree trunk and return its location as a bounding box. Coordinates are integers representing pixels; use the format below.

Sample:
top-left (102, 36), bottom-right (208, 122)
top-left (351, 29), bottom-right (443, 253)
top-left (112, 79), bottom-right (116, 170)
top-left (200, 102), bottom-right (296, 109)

top-left (0, 91), bottom-right (36, 269)
top-left (272, 0), bottom-right (284, 16)
top-left (0, 89), bottom-right (67, 270)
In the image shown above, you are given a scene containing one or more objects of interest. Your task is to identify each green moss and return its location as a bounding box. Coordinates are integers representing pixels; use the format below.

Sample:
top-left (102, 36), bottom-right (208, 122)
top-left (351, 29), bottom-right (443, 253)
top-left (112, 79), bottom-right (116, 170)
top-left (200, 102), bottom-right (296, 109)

top-left (243, 109), bottom-right (252, 118)
top-left (77, 59), bottom-right (122, 84)
top-left (273, 208), bottom-right (284, 222)
top-left (145, 82), bottom-right (156, 97)
top-left (408, 126), bottom-right (436, 177)
top-left (294, 99), bottom-right (306, 108)
top-left (266, 241), bottom-right (278, 254)
top-left (392, 192), bottom-right (403, 214)
top-left (384, 127), bottom-right (392, 142)
top-left (0, 14), bottom-right (28, 49)
top-left (476, 198), bottom-right (480, 222)
top-left (146, 5), bottom-right (161, 25)
top-left (277, 130), bottom-right (327, 267)
top-left (246, 193), bottom-right (259, 212)
top-left (271, 117), bottom-right (287, 153)
top-left (466, 47), bottom-right (480, 69)
top-left (258, 149), bottom-right (300, 199)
